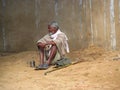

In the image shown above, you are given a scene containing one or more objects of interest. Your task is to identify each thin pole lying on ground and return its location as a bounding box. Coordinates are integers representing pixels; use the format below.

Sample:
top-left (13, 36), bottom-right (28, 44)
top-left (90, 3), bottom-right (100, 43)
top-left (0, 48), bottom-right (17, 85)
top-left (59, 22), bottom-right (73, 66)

top-left (44, 59), bottom-right (83, 75)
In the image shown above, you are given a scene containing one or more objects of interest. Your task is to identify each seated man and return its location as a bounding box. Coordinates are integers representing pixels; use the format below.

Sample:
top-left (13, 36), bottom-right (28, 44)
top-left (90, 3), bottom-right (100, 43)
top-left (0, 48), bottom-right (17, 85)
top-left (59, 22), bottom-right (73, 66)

top-left (36, 21), bottom-right (69, 70)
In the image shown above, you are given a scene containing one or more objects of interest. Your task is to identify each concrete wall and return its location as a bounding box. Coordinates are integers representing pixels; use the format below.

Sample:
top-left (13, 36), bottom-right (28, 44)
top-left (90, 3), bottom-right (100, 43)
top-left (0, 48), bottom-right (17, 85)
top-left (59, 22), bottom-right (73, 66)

top-left (0, 0), bottom-right (120, 52)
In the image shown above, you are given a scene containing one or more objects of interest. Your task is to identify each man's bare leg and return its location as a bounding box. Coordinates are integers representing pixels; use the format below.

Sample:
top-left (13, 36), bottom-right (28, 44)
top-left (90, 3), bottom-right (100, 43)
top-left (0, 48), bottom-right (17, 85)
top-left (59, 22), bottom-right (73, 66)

top-left (46, 45), bottom-right (57, 65)
top-left (39, 48), bottom-right (44, 65)
top-left (36, 44), bottom-right (57, 69)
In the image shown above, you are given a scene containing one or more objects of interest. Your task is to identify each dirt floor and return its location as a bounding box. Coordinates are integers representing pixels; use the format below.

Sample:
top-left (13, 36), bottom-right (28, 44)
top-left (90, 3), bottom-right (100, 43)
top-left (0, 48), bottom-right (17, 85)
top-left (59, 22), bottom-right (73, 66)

top-left (0, 45), bottom-right (120, 90)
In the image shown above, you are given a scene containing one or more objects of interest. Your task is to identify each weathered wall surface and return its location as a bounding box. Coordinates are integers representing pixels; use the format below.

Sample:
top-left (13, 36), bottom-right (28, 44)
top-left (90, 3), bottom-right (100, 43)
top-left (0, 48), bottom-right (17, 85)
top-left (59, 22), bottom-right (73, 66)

top-left (0, 0), bottom-right (120, 52)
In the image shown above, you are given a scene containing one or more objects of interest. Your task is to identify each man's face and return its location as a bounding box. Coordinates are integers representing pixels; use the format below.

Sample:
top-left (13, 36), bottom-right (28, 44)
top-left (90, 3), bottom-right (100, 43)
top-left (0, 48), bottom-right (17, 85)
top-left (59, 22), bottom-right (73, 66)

top-left (48, 25), bottom-right (57, 35)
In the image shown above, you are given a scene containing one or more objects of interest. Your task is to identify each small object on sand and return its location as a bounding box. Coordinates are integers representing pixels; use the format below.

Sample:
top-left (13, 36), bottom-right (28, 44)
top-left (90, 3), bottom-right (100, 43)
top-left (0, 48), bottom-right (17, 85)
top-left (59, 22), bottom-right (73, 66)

top-left (113, 57), bottom-right (120, 60)
top-left (30, 60), bottom-right (35, 67)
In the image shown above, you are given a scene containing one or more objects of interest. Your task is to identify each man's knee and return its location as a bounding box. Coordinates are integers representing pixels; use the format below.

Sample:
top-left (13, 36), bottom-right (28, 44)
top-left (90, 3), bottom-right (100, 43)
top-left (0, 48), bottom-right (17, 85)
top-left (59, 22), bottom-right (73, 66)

top-left (37, 45), bottom-right (41, 50)
top-left (51, 45), bottom-right (57, 51)
top-left (37, 44), bottom-right (44, 51)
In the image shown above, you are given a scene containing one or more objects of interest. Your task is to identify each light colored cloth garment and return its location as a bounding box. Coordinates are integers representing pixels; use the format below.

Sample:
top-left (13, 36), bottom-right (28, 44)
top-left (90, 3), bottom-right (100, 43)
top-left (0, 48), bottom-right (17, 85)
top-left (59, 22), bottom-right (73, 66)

top-left (50, 29), bottom-right (69, 53)
top-left (37, 29), bottom-right (69, 58)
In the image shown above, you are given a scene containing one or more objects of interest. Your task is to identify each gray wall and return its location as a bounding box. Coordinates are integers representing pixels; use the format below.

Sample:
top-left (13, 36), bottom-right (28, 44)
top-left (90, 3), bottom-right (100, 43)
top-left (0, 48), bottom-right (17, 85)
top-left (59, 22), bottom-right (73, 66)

top-left (0, 0), bottom-right (120, 52)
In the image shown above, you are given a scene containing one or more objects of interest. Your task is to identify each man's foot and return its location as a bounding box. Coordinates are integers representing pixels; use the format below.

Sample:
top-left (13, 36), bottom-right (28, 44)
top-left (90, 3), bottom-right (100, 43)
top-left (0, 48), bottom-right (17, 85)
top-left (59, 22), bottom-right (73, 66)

top-left (42, 63), bottom-right (49, 70)
top-left (34, 64), bottom-right (49, 70)
top-left (34, 64), bottom-right (44, 70)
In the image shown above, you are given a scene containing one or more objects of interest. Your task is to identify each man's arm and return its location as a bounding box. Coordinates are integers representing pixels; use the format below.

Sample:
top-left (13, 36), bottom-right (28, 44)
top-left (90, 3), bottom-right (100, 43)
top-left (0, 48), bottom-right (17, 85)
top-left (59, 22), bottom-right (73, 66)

top-left (37, 42), bottom-right (46, 48)
top-left (46, 41), bottom-right (56, 46)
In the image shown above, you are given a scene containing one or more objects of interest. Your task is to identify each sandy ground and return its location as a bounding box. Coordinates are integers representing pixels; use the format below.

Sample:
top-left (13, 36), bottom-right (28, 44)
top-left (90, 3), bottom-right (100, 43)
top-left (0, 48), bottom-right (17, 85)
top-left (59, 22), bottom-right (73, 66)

top-left (0, 45), bottom-right (120, 90)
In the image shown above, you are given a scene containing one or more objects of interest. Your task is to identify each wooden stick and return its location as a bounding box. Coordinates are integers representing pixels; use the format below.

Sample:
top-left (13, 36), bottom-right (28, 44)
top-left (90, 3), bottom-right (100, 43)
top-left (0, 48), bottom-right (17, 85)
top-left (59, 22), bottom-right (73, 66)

top-left (44, 59), bottom-right (83, 75)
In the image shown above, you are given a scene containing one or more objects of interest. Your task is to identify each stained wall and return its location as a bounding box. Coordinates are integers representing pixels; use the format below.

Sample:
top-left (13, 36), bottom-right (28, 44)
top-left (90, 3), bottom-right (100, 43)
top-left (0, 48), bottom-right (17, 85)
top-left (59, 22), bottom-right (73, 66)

top-left (0, 0), bottom-right (120, 52)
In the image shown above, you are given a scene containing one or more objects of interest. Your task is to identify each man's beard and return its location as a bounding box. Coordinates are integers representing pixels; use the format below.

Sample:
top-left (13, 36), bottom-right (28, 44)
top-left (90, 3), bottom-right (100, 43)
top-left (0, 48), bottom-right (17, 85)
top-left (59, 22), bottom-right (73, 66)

top-left (49, 32), bottom-right (53, 36)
